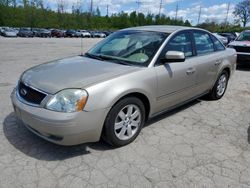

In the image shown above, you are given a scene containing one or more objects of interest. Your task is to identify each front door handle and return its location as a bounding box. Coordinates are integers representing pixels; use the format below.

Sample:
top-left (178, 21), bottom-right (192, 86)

top-left (186, 67), bottom-right (196, 75)
top-left (215, 59), bottom-right (222, 66)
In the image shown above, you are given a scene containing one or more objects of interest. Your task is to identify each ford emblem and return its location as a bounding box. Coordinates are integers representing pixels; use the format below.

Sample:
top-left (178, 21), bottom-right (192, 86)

top-left (20, 88), bottom-right (27, 96)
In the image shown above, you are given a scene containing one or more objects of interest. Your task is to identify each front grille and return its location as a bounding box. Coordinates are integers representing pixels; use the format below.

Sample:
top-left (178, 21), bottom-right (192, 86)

top-left (18, 82), bottom-right (46, 105)
top-left (233, 46), bottom-right (250, 53)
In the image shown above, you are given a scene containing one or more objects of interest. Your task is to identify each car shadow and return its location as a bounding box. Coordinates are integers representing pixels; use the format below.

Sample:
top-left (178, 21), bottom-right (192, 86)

top-left (3, 112), bottom-right (113, 161)
top-left (248, 125), bottom-right (250, 144)
top-left (4, 99), bottom-right (202, 161)
top-left (145, 99), bottom-right (201, 127)
top-left (237, 64), bottom-right (250, 71)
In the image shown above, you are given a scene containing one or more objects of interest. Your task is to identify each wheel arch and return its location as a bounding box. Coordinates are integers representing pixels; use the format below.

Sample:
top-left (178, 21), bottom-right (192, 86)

top-left (223, 67), bottom-right (231, 78)
top-left (110, 92), bottom-right (151, 121)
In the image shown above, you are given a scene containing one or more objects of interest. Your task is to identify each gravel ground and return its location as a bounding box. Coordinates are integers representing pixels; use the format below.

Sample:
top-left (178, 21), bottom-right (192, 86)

top-left (0, 38), bottom-right (250, 188)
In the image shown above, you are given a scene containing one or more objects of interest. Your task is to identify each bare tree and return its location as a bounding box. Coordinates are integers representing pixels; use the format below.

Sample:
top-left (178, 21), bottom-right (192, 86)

top-left (34, 0), bottom-right (44, 9)
top-left (72, 0), bottom-right (82, 14)
top-left (233, 0), bottom-right (250, 27)
top-left (0, 0), bottom-right (10, 6)
top-left (57, 0), bottom-right (67, 13)
top-left (22, 0), bottom-right (28, 6)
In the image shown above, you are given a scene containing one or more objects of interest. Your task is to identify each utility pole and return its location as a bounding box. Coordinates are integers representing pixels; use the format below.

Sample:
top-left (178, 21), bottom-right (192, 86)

top-left (90, 0), bottom-right (93, 15)
top-left (225, 2), bottom-right (230, 25)
top-left (136, 0), bottom-right (142, 13)
top-left (197, 5), bottom-right (201, 25)
top-left (159, 0), bottom-right (163, 16)
top-left (175, 3), bottom-right (178, 20)
top-left (106, 4), bottom-right (109, 16)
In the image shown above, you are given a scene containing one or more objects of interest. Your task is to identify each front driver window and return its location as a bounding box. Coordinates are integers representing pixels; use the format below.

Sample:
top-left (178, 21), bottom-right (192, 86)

top-left (164, 32), bottom-right (193, 58)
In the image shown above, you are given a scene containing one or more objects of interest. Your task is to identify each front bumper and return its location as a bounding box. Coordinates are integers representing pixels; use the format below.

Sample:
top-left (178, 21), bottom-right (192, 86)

top-left (11, 88), bottom-right (110, 146)
top-left (236, 52), bottom-right (250, 64)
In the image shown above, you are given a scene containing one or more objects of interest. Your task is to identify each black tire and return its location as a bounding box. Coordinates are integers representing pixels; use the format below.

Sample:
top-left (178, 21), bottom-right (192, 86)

top-left (102, 97), bottom-right (145, 147)
top-left (209, 70), bottom-right (229, 100)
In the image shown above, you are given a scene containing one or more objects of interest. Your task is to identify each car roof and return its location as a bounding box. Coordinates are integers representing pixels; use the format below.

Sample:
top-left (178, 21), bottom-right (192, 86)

top-left (121, 25), bottom-right (204, 34)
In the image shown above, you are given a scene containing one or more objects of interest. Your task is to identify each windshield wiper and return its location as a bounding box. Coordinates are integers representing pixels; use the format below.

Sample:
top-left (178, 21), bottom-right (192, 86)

top-left (85, 53), bottom-right (132, 66)
top-left (85, 52), bottom-right (104, 61)
top-left (98, 54), bottom-right (132, 66)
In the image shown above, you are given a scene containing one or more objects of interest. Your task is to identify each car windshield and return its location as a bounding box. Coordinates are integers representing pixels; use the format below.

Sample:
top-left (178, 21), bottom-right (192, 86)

top-left (6, 29), bottom-right (15, 32)
top-left (87, 30), bottom-right (168, 66)
top-left (236, 32), bottom-right (250, 41)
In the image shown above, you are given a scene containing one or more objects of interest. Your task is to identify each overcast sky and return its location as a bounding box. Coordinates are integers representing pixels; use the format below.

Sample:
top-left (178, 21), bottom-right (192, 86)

top-left (45, 0), bottom-right (241, 25)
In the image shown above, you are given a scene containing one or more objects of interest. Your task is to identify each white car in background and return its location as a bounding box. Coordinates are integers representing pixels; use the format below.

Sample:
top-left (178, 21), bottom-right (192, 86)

top-left (1, 28), bottom-right (17, 37)
top-left (78, 30), bottom-right (91, 38)
top-left (213, 33), bottom-right (228, 46)
top-left (93, 32), bottom-right (106, 38)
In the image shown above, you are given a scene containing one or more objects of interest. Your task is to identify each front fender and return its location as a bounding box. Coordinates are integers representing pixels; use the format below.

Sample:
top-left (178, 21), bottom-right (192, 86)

top-left (84, 67), bottom-right (157, 113)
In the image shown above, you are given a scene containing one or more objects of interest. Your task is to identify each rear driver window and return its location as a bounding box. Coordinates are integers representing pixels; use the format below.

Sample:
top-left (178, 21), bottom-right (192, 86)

top-left (194, 32), bottom-right (214, 55)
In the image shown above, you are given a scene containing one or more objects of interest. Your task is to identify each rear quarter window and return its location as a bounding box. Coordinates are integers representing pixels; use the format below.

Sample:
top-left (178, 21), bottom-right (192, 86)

top-left (211, 35), bottom-right (225, 51)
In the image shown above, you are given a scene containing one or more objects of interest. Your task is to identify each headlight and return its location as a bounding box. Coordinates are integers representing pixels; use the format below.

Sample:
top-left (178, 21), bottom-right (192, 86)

top-left (46, 89), bottom-right (88, 113)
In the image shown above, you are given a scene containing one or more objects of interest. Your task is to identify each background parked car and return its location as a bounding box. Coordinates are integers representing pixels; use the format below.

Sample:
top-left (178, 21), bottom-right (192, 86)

top-left (1, 28), bottom-right (17, 37)
top-left (51, 29), bottom-right (65, 38)
top-left (0, 27), bottom-right (9, 36)
top-left (78, 30), bottom-right (91, 38)
top-left (65, 29), bottom-right (81, 37)
top-left (93, 31), bottom-right (106, 38)
top-left (36, 29), bottom-right (51, 38)
top-left (228, 30), bottom-right (250, 65)
top-left (102, 31), bottom-right (113, 37)
top-left (219, 33), bottom-right (236, 43)
top-left (18, 28), bottom-right (34, 37)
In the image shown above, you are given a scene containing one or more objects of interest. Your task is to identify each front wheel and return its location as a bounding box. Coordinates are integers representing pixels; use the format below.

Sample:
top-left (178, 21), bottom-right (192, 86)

top-left (209, 70), bottom-right (229, 100)
top-left (102, 97), bottom-right (145, 147)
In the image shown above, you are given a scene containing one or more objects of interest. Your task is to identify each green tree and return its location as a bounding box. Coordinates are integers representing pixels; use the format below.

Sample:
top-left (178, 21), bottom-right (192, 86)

top-left (95, 6), bottom-right (100, 17)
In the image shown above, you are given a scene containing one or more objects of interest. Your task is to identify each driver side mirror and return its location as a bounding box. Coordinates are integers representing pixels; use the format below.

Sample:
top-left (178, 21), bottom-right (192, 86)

top-left (164, 51), bottom-right (185, 63)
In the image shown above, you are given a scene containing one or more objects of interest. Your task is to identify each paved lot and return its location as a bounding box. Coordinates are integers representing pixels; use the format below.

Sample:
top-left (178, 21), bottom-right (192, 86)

top-left (0, 38), bottom-right (250, 188)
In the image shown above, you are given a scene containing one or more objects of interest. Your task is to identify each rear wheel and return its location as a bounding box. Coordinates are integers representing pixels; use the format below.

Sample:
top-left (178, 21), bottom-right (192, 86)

top-left (209, 70), bottom-right (229, 100)
top-left (102, 97), bottom-right (145, 147)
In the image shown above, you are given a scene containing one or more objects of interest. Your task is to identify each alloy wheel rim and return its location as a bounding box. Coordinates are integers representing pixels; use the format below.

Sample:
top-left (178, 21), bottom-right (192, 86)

top-left (114, 104), bottom-right (141, 140)
top-left (216, 74), bottom-right (227, 96)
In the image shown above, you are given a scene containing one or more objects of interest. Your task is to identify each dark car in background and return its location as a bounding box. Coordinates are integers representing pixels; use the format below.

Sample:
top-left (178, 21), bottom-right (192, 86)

top-left (228, 30), bottom-right (250, 65)
top-left (18, 28), bottom-right (34, 37)
top-left (219, 33), bottom-right (236, 43)
top-left (32, 28), bottom-right (40, 36)
top-left (102, 31), bottom-right (113, 37)
top-left (37, 29), bottom-right (51, 38)
top-left (51, 29), bottom-right (65, 38)
top-left (65, 29), bottom-right (81, 37)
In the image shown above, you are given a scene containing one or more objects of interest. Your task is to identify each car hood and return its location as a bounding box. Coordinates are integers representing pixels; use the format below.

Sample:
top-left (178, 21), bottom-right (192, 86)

top-left (21, 56), bottom-right (140, 94)
top-left (5, 31), bottom-right (16, 35)
top-left (229, 40), bottom-right (250, 47)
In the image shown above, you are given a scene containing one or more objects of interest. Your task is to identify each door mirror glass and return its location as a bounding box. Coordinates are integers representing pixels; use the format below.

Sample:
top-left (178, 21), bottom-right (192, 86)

top-left (165, 51), bottom-right (185, 62)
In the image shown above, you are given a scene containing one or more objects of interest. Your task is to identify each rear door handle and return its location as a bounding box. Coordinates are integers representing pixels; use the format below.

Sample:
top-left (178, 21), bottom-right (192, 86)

top-left (215, 59), bottom-right (222, 66)
top-left (186, 67), bottom-right (196, 75)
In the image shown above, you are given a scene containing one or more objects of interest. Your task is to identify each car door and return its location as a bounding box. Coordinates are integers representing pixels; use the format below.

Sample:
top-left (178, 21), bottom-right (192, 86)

top-left (192, 31), bottom-right (223, 93)
top-left (154, 31), bottom-right (198, 112)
